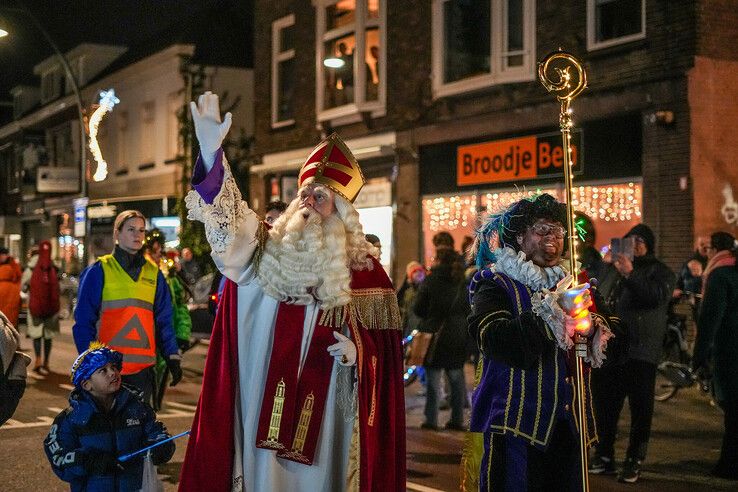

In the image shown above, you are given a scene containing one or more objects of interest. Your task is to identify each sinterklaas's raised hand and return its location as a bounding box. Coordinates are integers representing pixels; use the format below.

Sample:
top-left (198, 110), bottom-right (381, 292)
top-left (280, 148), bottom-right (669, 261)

top-left (189, 91), bottom-right (232, 171)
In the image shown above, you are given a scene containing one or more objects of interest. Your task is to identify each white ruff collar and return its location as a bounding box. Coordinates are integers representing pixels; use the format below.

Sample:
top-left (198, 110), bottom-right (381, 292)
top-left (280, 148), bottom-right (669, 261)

top-left (491, 247), bottom-right (568, 291)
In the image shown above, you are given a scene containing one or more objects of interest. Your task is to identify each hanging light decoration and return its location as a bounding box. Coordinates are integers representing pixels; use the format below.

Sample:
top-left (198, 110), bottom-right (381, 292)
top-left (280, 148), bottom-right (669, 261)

top-left (423, 183), bottom-right (642, 232)
top-left (571, 182), bottom-right (642, 223)
top-left (89, 89), bottom-right (120, 182)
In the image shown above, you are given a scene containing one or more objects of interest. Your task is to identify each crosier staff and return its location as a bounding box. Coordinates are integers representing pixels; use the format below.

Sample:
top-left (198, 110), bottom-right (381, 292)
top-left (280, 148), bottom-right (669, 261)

top-left (538, 50), bottom-right (591, 492)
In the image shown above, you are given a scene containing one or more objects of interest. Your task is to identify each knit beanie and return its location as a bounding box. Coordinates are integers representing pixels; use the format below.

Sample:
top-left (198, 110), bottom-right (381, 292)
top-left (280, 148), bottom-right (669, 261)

top-left (624, 224), bottom-right (655, 254)
top-left (406, 261), bottom-right (425, 281)
top-left (71, 342), bottom-right (123, 387)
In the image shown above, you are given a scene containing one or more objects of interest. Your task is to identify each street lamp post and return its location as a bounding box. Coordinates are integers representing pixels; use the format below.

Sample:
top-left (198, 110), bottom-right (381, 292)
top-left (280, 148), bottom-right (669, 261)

top-left (0, 5), bottom-right (87, 198)
top-left (1, 5), bottom-right (89, 266)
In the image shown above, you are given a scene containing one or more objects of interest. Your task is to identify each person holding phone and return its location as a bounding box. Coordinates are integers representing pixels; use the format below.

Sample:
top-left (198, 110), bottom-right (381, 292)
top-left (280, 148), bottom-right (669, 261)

top-left (590, 224), bottom-right (675, 483)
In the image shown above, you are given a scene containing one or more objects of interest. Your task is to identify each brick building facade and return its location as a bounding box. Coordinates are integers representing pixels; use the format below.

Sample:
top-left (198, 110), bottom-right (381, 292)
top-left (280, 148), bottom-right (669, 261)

top-left (250, 0), bottom-right (738, 283)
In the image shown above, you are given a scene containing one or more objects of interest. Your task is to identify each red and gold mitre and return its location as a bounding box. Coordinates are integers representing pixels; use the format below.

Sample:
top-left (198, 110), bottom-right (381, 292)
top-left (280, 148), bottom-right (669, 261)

top-left (297, 133), bottom-right (365, 203)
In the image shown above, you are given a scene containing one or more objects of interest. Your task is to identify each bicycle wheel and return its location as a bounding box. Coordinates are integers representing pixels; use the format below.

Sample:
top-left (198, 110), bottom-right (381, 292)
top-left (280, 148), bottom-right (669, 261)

top-left (655, 331), bottom-right (683, 402)
top-left (655, 363), bottom-right (679, 401)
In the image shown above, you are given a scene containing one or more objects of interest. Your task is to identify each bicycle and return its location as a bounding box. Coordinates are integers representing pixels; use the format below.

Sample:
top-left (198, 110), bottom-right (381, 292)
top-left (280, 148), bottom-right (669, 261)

top-left (402, 329), bottom-right (425, 387)
top-left (654, 293), bottom-right (706, 401)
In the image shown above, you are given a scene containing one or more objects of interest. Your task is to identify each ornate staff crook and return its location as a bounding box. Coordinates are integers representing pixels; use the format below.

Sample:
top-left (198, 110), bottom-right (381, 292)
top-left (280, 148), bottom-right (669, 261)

top-left (538, 50), bottom-right (590, 492)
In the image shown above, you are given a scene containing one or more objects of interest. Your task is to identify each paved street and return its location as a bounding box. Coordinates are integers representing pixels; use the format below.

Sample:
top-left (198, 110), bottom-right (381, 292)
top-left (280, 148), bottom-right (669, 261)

top-left (404, 376), bottom-right (736, 491)
top-left (2, 319), bottom-right (735, 491)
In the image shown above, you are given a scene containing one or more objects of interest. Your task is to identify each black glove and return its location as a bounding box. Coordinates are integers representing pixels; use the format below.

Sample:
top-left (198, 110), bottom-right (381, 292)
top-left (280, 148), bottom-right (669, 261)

top-left (166, 357), bottom-right (183, 387)
top-left (150, 438), bottom-right (177, 465)
top-left (84, 451), bottom-right (121, 475)
top-left (176, 337), bottom-right (191, 352)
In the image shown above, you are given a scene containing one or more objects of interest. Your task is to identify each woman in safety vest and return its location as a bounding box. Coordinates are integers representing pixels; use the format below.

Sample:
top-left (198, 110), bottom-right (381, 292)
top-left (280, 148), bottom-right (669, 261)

top-left (72, 210), bottom-right (182, 405)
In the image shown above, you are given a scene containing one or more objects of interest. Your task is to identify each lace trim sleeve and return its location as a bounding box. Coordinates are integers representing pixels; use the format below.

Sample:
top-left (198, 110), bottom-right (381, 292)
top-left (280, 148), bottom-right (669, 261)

top-left (185, 157), bottom-right (253, 255)
top-left (585, 313), bottom-right (614, 368)
top-left (531, 289), bottom-right (571, 351)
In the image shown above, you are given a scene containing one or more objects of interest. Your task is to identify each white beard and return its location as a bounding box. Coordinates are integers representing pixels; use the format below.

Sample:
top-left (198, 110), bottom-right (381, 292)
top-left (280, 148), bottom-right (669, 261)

top-left (256, 203), bottom-right (353, 310)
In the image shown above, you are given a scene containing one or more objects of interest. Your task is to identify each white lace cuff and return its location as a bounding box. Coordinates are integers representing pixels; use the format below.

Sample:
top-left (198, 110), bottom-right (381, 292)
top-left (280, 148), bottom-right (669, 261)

top-left (185, 157), bottom-right (251, 255)
top-left (531, 290), bottom-right (571, 351)
top-left (585, 314), bottom-right (614, 368)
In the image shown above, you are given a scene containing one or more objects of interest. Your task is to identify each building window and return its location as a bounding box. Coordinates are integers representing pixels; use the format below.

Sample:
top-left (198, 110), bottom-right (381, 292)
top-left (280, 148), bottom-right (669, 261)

top-left (1, 144), bottom-right (20, 194)
top-left (315, 0), bottom-right (385, 121)
top-left (140, 101), bottom-right (156, 164)
top-left (65, 56), bottom-right (85, 93)
top-left (13, 95), bottom-right (23, 120)
top-left (116, 111), bottom-right (129, 172)
top-left (167, 92), bottom-right (181, 159)
top-left (272, 14), bottom-right (296, 128)
top-left (48, 122), bottom-right (75, 167)
top-left (432, 0), bottom-right (535, 98)
top-left (41, 68), bottom-right (63, 103)
top-left (587, 0), bottom-right (645, 50)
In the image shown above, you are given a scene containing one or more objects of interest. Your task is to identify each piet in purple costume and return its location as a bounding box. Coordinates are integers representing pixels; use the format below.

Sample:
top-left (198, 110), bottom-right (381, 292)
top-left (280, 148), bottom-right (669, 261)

top-left (463, 194), bottom-right (615, 491)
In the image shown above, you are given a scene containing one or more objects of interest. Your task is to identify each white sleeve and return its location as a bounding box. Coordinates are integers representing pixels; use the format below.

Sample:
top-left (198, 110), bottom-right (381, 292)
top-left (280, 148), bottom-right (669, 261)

top-left (185, 156), bottom-right (263, 285)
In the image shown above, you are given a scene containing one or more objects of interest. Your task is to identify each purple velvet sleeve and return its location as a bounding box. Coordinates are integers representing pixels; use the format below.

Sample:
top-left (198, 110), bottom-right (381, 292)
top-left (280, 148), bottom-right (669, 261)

top-left (192, 148), bottom-right (224, 205)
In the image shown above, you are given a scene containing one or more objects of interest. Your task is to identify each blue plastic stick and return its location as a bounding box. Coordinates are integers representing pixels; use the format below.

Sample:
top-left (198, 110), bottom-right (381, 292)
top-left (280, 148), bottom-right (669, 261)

top-left (118, 430), bottom-right (190, 462)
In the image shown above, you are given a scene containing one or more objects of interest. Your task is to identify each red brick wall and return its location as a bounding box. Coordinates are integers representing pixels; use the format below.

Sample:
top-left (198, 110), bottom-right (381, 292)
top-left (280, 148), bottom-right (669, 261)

top-left (697, 0), bottom-right (738, 61)
top-left (689, 56), bottom-right (738, 240)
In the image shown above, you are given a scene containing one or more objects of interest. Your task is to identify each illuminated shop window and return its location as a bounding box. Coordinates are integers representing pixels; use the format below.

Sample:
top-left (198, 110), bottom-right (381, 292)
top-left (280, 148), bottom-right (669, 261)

top-left (421, 182), bottom-right (642, 265)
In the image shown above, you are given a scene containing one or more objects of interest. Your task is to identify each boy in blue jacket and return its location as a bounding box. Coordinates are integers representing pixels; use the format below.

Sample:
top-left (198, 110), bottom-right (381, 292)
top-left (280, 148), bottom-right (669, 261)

top-left (44, 342), bottom-right (175, 491)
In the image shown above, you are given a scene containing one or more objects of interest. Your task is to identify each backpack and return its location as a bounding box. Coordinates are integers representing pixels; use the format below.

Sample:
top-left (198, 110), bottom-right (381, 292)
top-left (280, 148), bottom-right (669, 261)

top-left (28, 241), bottom-right (60, 319)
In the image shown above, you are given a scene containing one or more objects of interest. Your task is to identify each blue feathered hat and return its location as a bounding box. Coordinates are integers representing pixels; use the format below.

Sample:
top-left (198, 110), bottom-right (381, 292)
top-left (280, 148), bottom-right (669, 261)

top-left (70, 341), bottom-right (123, 387)
top-left (472, 193), bottom-right (568, 269)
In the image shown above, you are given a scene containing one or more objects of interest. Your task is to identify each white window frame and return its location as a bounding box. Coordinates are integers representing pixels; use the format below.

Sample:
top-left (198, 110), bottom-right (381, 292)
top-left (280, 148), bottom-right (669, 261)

top-left (314, 0), bottom-right (386, 123)
top-left (587, 0), bottom-right (646, 51)
top-left (272, 14), bottom-right (297, 128)
top-left (432, 0), bottom-right (536, 99)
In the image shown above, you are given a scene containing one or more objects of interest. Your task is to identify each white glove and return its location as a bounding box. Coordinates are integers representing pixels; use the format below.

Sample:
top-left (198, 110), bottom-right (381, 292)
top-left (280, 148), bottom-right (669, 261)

top-left (189, 91), bottom-right (232, 171)
top-left (327, 332), bottom-right (357, 366)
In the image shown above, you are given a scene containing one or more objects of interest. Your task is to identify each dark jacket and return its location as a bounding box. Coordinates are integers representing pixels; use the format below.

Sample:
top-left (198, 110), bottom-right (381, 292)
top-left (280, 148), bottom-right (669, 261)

top-left (413, 264), bottom-right (470, 369)
top-left (44, 384), bottom-right (175, 492)
top-left (694, 265), bottom-right (738, 402)
top-left (676, 250), bottom-right (707, 294)
top-left (397, 279), bottom-right (422, 337)
top-left (466, 270), bottom-right (598, 450)
top-left (606, 255), bottom-right (675, 365)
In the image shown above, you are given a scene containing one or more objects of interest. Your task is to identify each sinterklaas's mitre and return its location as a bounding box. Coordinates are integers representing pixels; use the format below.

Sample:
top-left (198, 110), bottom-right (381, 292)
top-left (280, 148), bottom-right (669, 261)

top-left (297, 133), bottom-right (365, 203)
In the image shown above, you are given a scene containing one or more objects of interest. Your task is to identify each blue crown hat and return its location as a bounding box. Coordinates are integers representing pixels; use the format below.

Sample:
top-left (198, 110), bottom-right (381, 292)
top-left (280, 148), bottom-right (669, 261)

top-left (71, 341), bottom-right (123, 387)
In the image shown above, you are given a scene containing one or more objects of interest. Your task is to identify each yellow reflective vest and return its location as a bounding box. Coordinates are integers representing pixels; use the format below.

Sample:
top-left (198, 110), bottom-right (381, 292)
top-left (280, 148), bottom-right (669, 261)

top-left (97, 255), bottom-right (158, 374)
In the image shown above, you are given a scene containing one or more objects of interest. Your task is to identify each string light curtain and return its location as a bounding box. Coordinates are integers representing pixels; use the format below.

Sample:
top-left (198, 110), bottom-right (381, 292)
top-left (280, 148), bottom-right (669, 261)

top-left (423, 182), bottom-right (641, 232)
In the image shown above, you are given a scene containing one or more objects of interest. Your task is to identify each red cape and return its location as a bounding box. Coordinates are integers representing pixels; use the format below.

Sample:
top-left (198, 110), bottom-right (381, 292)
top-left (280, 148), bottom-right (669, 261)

top-left (179, 257), bottom-right (406, 491)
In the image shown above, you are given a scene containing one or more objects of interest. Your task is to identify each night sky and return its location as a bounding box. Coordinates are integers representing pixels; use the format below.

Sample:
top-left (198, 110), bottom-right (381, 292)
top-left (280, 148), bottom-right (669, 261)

top-left (0, 0), bottom-right (252, 102)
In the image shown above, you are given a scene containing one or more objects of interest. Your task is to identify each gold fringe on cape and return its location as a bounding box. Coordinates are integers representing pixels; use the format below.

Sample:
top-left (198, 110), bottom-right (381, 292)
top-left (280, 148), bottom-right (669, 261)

top-left (319, 288), bottom-right (401, 331)
top-left (460, 357), bottom-right (485, 491)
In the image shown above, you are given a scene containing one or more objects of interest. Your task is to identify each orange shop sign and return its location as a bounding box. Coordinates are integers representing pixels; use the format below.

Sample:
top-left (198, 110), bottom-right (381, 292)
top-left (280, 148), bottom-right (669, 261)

top-left (456, 131), bottom-right (582, 186)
